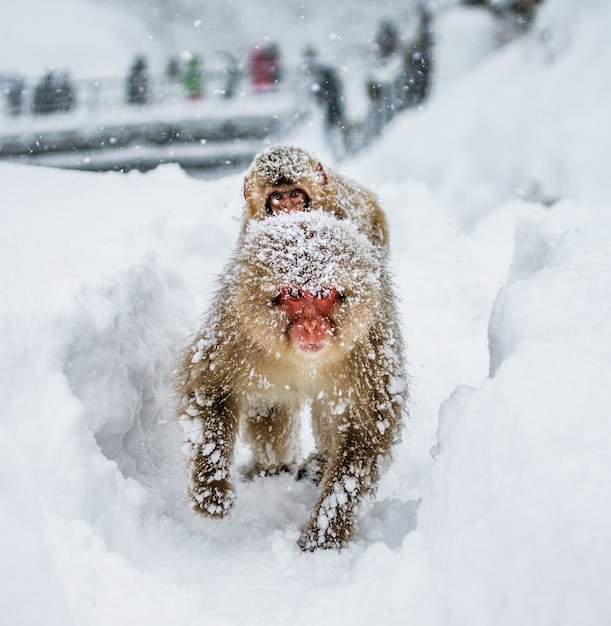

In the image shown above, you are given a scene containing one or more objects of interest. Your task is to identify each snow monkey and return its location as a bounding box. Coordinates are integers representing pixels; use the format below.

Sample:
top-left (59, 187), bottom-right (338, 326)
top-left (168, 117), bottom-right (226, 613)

top-left (176, 211), bottom-right (407, 551)
top-left (242, 144), bottom-right (389, 249)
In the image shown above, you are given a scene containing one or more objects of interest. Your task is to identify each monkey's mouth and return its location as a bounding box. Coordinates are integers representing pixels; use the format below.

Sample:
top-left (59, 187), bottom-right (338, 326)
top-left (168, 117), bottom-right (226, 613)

top-left (296, 339), bottom-right (327, 353)
top-left (290, 322), bottom-right (333, 353)
top-left (277, 285), bottom-right (339, 354)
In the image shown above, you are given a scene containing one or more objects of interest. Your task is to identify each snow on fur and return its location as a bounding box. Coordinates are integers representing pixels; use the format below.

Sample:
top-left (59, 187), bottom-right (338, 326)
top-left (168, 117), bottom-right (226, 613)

top-left (237, 210), bottom-right (381, 296)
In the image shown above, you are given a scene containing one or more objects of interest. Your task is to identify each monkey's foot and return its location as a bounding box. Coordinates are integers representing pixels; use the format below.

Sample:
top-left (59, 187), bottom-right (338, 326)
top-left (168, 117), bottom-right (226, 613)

top-left (298, 480), bottom-right (357, 550)
top-left (189, 479), bottom-right (236, 518)
top-left (297, 521), bottom-right (350, 552)
top-left (296, 453), bottom-right (327, 485)
top-left (243, 462), bottom-right (296, 481)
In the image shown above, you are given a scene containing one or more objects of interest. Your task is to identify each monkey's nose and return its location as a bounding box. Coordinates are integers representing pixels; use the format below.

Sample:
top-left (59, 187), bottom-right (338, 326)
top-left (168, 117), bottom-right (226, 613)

top-left (302, 318), bottom-right (320, 333)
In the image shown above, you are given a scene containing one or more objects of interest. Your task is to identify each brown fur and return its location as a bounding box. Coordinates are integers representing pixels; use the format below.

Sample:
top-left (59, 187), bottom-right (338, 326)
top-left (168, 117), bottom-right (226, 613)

top-left (176, 158), bottom-right (407, 551)
top-left (243, 145), bottom-right (389, 248)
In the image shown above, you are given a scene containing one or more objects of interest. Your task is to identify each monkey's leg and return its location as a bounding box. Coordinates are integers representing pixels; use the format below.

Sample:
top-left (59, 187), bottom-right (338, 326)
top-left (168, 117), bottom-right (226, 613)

top-left (298, 418), bottom-right (391, 551)
top-left (182, 394), bottom-right (238, 518)
top-left (242, 403), bottom-right (301, 478)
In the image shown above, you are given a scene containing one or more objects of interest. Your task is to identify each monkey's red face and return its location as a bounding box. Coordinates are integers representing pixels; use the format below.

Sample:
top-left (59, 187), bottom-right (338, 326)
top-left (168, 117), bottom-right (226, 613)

top-left (277, 286), bottom-right (340, 353)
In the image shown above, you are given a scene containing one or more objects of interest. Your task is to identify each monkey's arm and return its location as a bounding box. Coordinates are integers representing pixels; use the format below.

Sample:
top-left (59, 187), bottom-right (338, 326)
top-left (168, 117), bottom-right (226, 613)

top-left (180, 387), bottom-right (238, 518)
top-left (299, 340), bottom-right (406, 551)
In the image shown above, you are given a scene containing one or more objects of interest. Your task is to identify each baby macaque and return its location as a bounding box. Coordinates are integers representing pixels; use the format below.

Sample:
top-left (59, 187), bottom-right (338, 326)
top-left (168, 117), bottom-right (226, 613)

top-left (176, 211), bottom-right (407, 550)
top-left (243, 145), bottom-right (389, 248)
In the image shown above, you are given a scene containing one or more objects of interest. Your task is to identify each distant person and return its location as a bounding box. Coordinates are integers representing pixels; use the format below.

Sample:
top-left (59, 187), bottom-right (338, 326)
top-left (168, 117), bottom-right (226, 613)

top-left (304, 48), bottom-right (344, 129)
top-left (183, 55), bottom-right (204, 99)
top-left (375, 19), bottom-right (401, 60)
top-left (32, 71), bottom-right (57, 115)
top-left (161, 56), bottom-right (183, 103)
top-left (400, 7), bottom-right (434, 108)
top-left (222, 53), bottom-right (241, 99)
top-left (313, 65), bottom-right (344, 128)
top-left (6, 76), bottom-right (25, 116)
top-left (126, 56), bottom-right (149, 105)
top-left (165, 56), bottom-right (181, 82)
top-left (249, 44), bottom-right (281, 92)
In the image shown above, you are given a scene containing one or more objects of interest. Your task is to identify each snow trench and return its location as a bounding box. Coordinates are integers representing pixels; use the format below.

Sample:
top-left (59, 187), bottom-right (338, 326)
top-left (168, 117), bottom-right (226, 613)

top-left (62, 264), bottom-right (187, 482)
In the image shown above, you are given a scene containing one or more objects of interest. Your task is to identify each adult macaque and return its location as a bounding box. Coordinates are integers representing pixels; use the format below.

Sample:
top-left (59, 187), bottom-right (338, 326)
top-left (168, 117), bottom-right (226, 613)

top-left (242, 145), bottom-right (389, 249)
top-left (176, 212), bottom-right (407, 550)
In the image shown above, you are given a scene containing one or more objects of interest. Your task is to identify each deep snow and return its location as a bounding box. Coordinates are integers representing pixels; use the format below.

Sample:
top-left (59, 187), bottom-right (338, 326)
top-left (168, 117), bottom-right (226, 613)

top-left (1, 1), bottom-right (611, 625)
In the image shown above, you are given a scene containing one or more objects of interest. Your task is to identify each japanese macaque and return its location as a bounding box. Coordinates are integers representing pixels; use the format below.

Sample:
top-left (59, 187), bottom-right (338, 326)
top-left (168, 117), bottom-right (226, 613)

top-left (242, 145), bottom-right (389, 249)
top-left (176, 211), bottom-right (407, 551)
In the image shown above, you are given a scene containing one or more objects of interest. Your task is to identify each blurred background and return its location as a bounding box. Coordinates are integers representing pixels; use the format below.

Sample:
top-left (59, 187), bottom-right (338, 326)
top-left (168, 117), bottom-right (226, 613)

top-left (0, 0), bottom-right (541, 176)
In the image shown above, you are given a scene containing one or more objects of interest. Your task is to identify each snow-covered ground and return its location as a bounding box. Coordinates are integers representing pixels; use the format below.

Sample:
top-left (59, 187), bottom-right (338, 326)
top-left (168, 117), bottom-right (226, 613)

top-left (1, 1), bottom-right (611, 625)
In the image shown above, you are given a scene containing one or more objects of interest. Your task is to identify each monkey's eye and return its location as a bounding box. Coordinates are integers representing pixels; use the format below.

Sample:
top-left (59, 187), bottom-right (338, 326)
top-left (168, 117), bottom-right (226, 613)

top-left (294, 189), bottom-right (311, 208)
top-left (288, 287), bottom-right (304, 299)
top-left (269, 192), bottom-right (283, 202)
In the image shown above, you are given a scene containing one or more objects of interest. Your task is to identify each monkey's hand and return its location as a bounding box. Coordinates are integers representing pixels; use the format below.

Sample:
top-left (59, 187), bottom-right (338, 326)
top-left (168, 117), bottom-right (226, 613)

top-left (189, 477), bottom-right (236, 518)
top-left (188, 443), bottom-right (236, 518)
top-left (298, 514), bottom-right (353, 551)
top-left (298, 480), bottom-right (356, 551)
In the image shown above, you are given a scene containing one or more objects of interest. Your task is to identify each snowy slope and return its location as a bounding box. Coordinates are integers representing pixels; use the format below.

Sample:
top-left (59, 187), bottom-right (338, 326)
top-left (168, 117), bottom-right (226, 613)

top-left (348, 0), bottom-right (611, 225)
top-left (1, 1), bottom-right (611, 625)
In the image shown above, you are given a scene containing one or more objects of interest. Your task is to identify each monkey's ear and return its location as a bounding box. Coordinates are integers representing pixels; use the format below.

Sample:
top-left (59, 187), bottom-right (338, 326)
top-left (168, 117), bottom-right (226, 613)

top-left (316, 162), bottom-right (328, 185)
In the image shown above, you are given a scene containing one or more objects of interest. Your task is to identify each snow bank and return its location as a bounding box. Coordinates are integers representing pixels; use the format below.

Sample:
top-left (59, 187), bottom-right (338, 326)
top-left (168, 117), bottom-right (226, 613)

top-left (0, 162), bottom-right (241, 624)
top-left (348, 1), bottom-right (611, 226)
top-left (420, 200), bottom-right (611, 625)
